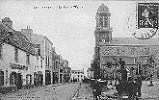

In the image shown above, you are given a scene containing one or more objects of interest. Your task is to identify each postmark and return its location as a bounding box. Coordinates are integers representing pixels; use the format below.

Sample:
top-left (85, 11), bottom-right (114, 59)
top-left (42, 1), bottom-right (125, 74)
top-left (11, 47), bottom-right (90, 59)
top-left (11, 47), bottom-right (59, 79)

top-left (127, 2), bottom-right (159, 40)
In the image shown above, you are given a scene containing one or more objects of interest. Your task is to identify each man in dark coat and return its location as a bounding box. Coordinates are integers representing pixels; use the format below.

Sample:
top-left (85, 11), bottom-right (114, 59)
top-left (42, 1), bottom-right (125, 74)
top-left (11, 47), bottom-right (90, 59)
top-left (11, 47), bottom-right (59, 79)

top-left (93, 80), bottom-right (101, 100)
top-left (118, 58), bottom-right (127, 83)
top-left (127, 77), bottom-right (135, 99)
top-left (136, 76), bottom-right (142, 97)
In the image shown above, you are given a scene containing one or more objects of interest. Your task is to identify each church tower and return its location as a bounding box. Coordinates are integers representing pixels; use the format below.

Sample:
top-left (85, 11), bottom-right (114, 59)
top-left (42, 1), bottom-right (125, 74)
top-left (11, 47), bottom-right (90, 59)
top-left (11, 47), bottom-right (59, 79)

top-left (94, 4), bottom-right (113, 59)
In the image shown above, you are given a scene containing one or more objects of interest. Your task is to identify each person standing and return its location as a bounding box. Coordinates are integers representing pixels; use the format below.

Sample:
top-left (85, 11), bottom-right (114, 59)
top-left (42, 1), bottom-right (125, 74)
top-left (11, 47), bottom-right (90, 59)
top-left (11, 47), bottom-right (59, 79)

top-left (127, 77), bottom-right (135, 99)
top-left (136, 76), bottom-right (142, 97)
top-left (93, 80), bottom-right (101, 100)
top-left (116, 80), bottom-right (125, 100)
top-left (118, 58), bottom-right (127, 83)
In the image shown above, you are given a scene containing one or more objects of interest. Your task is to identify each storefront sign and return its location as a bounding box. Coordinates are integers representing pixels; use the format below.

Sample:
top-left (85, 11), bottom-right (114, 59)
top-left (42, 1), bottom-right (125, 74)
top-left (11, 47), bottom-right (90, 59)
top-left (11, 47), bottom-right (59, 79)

top-left (10, 63), bottom-right (28, 70)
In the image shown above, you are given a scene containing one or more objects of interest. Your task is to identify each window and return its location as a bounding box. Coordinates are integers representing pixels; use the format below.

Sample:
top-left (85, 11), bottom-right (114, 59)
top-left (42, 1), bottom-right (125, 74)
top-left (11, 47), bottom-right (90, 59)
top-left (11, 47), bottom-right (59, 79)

top-left (45, 56), bottom-right (47, 66)
top-left (99, 16), bottom-right (103, 27)
top-left (0, 44), bottom-right (2, 59)
top-left (26, 53), bottom-right (30, 65)
top-left (0, 71), bottom-right (4, 86)
top-left (26, 74), bottom-right (32, 85)
top-left (104, 16), bottom-right (108, 27)
top-left (36, 57), bottom-right (38, 65)
top-left (14, 47), bottom-right (18, 62)
top-left (41, 59), bottom-right (43, 68)
top-left (48, 56), bottom-right (49, 66)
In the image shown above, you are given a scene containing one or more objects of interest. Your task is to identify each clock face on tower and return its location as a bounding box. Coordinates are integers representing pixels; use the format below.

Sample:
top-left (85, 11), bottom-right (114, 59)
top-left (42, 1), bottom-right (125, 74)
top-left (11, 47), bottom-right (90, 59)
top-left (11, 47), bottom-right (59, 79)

top-left (127, 3), bottom-right (158, 40)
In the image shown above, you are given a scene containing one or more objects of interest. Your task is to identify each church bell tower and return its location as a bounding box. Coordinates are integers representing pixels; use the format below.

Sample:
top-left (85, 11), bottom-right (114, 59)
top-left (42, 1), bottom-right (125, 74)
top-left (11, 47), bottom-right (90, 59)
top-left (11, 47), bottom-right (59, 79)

top-left (94, 4), bottom-right (113, 59)
top-left (95, 4), bottom-right (113, 46)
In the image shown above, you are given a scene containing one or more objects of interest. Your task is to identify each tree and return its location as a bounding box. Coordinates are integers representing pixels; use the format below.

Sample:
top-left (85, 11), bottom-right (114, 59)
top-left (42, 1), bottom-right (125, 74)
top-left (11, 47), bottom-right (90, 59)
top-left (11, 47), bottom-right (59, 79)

top-left (91, 58), bottom-right (100, 79)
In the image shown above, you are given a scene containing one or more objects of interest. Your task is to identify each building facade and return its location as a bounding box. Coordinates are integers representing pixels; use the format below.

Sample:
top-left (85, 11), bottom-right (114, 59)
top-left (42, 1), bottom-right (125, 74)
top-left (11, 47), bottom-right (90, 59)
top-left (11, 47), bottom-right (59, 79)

top-left (94, 4), bottom-right (159, 79)
top-left (52, 48), bottom-right (59, 84)
top-left (0, 17), bottom-right (35, 89)
top-left (71, 70), bottom-right (84, 82)
top-left (34, 44), bottom-right (44, 86)
top-left (22, 29), bottom-right (53, 85)
top-left (63, 60), bottom-right (71, 83)
top-left (0, 17), bottom-right (69, 91)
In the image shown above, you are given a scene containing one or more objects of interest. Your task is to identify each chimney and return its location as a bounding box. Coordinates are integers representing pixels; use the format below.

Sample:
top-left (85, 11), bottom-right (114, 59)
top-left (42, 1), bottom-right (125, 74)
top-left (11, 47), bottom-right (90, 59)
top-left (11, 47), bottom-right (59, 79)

top-left (2, 17), bottom-right (13, 28)
top-left (21, 26), bottom-right (33, 41)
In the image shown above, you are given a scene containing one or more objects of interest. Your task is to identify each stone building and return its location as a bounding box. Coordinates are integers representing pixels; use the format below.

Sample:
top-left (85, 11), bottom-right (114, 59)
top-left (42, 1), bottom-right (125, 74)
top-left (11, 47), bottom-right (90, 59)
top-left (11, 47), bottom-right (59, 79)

top-left (34, 44), bottom-right (44, 86)
top-left (22, 29), bottom-right (53, 85)
top-left (94, 4), bottom-right (159, 79)
top-left (52, 47), bottom-right (59, 84)
top-left (0, 17), bottom-right (35, 89)
top-left (63, 60), bottom-right (71, 82)
top-left (71, 70), bottom-right (84, 82)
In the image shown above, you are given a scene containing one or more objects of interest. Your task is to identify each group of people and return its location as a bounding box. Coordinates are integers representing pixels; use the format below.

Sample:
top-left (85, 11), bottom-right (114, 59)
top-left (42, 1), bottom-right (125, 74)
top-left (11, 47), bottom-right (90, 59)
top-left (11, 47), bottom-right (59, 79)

top-left (116, 75), bottom-right (142, 100)
top-left (116, 59), bottom-right (142, 100)
top-left (92, 58), bottom-right (143, 100)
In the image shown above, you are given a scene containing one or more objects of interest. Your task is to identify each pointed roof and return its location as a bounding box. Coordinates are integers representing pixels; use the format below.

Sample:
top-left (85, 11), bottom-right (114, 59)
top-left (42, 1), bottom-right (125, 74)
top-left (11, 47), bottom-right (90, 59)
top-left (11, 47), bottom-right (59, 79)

top-left (97, 4), bottom-right (110, 14)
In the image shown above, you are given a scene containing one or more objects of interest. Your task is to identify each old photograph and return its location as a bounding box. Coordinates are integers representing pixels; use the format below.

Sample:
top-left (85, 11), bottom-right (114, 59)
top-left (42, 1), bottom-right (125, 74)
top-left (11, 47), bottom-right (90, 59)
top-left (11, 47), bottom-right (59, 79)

top-left (0, 0), bottom-right (159, 100)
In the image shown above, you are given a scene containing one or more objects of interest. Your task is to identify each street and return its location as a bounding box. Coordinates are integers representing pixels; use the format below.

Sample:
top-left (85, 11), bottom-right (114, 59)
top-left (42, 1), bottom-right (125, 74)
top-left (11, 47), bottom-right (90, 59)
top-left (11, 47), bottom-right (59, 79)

top-left (72, 80), bottom-right (159, 100)
top-left (0, 83), bottom-right (80, 100)
top-left (0, 81), bottom-right (159, 100)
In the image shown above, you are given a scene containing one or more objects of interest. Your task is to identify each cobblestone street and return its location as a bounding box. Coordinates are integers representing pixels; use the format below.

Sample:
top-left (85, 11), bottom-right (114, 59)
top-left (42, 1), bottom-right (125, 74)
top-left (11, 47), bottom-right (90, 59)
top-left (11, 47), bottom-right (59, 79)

top-left (71, 83), bottom-right (94, 100)
top-left (0, 83), bottom-right (80, 100)
top-left (78, 83), bottom-right (94, 100)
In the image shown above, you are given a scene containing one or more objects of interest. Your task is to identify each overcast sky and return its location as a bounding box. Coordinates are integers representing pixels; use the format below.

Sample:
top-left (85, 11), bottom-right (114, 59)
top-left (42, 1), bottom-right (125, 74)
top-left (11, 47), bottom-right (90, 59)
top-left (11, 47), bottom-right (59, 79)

top-left (0, 0), bottom-right (154, 71)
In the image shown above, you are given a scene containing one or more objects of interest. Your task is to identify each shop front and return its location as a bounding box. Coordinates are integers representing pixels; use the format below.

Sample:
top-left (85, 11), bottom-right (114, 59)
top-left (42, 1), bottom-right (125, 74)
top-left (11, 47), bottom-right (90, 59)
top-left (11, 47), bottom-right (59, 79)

top-left (10, 72), bottom-right (22, 89)
top-left (10, 62), bottom-right (28, 89)
top-left (52, 72), bottom-right (58, 84)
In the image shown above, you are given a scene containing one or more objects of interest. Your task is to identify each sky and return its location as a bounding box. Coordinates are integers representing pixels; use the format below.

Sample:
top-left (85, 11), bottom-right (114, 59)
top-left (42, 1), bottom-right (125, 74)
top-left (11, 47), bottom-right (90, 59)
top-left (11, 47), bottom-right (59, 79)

top-left (0, 0), bottom-right (155, 72)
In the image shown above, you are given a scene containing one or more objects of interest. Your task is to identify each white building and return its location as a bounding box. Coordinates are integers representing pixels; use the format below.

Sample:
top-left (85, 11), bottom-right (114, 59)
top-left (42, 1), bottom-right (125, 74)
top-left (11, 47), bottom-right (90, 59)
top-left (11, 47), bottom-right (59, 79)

top-left (22, 28), bottom-right (53, 85)
top-left (71, 70), bottom-right (84, 82)
top-left (0, 17), bottom-right (35, 89)
top-left (34, 44), bottom-right (44, 86)
top-left (87, 68), bottom-right (94, 79)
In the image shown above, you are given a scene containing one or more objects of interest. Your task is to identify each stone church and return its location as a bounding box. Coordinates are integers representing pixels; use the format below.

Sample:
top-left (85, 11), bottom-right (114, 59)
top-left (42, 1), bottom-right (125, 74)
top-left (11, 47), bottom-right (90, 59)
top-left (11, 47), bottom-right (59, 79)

top-left (94, 4), bottom-right (159, 79)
